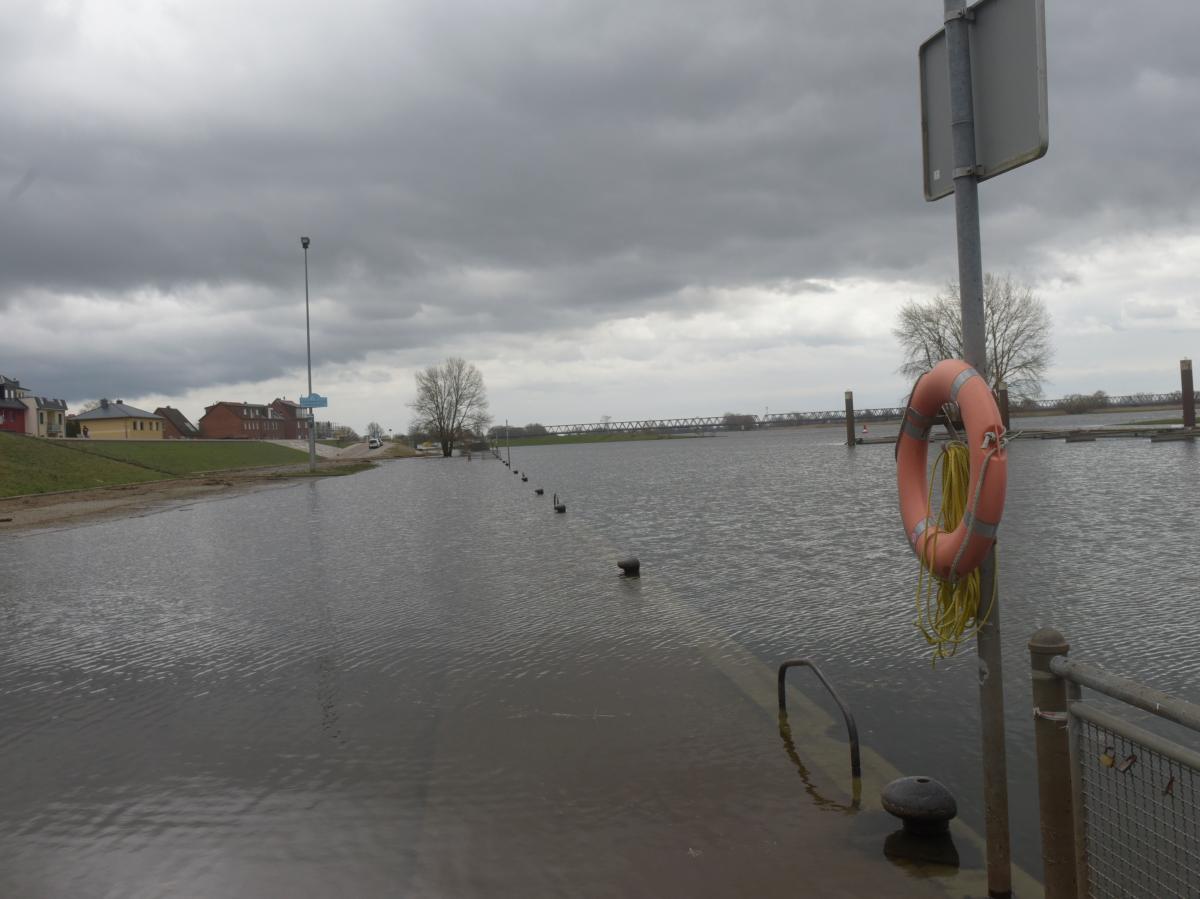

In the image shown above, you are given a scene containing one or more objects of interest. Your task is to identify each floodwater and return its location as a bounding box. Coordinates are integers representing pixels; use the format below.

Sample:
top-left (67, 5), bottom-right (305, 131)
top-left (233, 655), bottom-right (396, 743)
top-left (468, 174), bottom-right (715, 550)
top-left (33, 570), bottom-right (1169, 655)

top-left (2, 419), bottom-right (1197, 897)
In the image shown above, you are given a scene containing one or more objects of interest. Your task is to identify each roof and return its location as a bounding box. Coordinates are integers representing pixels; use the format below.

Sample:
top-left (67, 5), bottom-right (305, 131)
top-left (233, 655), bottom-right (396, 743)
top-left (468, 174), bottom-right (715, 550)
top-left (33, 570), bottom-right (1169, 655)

top-left (0, 375), bottom-right (21, 389)
top-left (74, 400), bottom-right (163, 421)
top-left (0, 398), bottom-right (27, 411)
top-left (155, 406), bottom-right (199, 435)
top-left (29, 396), bottom-right (67, 411)
top-left (204, 401), bottom-right (282, 418)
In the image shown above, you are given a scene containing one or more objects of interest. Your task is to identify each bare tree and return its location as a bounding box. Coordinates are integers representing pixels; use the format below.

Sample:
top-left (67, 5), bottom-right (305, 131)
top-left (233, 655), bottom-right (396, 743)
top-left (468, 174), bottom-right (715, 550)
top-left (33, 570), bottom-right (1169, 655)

top-left (894, 273), bottom-right (1053, 401)
top-left (409, 357), bottom-right (491, 457)
top-left (365, 421), bottom-right (385, 440)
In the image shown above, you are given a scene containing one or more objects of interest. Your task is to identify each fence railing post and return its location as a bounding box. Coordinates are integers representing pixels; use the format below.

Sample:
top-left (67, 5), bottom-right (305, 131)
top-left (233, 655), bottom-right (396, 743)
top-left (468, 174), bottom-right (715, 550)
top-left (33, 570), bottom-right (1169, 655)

top-left (1029, 627), bottom-right (1078, 899)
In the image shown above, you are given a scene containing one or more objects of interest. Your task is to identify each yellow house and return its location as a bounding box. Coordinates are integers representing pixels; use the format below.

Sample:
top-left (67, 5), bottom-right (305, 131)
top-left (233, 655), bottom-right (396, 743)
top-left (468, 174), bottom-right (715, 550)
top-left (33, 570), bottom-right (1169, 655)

top-left (73, 398), bottom-right (166, 440)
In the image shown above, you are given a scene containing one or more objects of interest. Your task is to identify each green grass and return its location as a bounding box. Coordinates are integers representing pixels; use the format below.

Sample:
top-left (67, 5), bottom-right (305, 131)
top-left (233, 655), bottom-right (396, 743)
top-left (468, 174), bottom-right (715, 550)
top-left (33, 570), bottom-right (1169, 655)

top-left (0, 432), bottom-right (167, 497)
top-left (59, 440), bottom-right (309, 475)
top-left (1120, 417), bottom-right (1184, 426)
top-left (495, 433), bottom-right (701, 447)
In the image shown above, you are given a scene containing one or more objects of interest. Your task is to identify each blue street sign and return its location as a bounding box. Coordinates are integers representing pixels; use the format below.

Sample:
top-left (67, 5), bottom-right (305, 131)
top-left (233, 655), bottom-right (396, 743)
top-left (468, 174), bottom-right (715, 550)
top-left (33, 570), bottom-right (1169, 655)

top-left (299, 393), bottom-right (328, 408)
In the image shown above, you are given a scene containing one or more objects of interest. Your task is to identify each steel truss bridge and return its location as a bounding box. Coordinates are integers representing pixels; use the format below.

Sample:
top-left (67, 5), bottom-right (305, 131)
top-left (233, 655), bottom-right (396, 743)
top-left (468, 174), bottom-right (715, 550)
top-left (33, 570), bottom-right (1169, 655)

top-left (536, 391), bottom-right (1191, 437)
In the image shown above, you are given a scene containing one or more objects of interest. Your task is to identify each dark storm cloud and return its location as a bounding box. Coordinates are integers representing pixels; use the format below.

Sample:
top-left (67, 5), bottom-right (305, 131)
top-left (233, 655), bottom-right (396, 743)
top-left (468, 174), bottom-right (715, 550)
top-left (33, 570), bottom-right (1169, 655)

top-left (2, 0), bottom-right (1199, 400)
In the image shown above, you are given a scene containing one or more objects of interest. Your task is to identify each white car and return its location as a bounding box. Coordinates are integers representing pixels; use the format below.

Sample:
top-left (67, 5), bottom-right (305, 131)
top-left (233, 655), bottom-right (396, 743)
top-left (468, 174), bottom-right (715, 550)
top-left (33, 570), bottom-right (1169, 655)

top-left (368, 437), bottom-right (382, 449)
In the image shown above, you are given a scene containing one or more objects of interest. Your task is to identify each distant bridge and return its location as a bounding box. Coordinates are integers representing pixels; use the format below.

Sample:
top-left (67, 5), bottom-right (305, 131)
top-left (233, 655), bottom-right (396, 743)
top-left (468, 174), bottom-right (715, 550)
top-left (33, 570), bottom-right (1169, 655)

top-left (531, 391), bottom-right (1189, 437)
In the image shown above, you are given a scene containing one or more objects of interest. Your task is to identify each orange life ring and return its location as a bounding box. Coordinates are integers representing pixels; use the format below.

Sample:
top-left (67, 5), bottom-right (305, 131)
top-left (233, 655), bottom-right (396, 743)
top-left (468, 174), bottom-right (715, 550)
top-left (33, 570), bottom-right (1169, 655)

top-left (896, 359), bottom-right (1007, 581)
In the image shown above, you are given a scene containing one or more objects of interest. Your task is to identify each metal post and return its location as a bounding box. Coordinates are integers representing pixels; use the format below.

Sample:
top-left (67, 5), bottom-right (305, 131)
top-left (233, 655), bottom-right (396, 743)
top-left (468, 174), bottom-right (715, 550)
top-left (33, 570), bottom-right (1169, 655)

top-left (302, 236), bottom-right (316, 473)
top-left (506, 420), bottom-right (511, 467)
top-left (844, 391), bottom-right (856, 447)
top-left (1182, 359), bottom-right (1195, 430)
top-left (1029, 628), bottom-right (1078, 899)
top-left (997, 382), bottom-right (1011, 431)
top-left (944, 2), bottom-right (1011, 894)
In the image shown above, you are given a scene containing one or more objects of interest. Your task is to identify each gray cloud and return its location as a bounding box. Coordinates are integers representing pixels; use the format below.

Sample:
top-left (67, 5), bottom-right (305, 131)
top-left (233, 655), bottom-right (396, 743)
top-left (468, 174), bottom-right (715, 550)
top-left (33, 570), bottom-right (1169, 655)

top-left (2, 0), bottom-right (1199, 413)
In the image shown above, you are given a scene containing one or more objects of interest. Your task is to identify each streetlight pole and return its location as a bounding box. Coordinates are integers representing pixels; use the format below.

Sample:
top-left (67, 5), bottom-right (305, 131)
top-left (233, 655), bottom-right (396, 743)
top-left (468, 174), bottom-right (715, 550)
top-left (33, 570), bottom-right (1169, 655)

top-left (302, 236), bottom-right (316, 473)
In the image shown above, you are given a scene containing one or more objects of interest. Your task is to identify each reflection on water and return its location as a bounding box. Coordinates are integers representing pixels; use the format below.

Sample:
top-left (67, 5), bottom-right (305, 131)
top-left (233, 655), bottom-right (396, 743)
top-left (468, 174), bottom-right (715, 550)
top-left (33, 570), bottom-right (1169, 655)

top-left (776, 713), bottom-right (861, 812)
top-left (1, 421), bottom-right (1196, 895)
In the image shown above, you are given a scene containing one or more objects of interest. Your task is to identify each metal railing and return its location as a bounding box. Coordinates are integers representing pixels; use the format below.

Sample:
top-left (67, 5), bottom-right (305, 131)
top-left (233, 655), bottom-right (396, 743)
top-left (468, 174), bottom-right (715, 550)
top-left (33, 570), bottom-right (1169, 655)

top-left (1029, 628), bottom-right (1200, 898)
top-left (777, 659), bottom-right (861, 781)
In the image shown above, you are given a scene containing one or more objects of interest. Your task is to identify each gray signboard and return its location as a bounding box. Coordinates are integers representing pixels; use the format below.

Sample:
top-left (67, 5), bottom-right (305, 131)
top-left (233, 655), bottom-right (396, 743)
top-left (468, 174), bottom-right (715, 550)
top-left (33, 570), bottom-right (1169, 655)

top-left (920, 0), bottom-right (1048, 201)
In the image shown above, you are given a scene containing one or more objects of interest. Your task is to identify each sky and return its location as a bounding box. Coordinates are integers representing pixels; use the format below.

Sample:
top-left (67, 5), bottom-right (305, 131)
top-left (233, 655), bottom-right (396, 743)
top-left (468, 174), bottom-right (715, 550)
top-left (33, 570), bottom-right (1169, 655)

top-left (3, 0), bottom-right (1199, 434)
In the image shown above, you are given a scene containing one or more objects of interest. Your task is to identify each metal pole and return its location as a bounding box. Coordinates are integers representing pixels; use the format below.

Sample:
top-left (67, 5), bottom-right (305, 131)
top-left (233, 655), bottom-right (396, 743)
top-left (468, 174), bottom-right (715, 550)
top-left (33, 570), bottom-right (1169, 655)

top-left (1028, 628), bottom-right (1078, 899)
top-left (1182, 359), bottom-right (1195, 430)
top-left (944, 2), bottom-right (1011, 894)
top-left (506, 420), bottom-right (511, 467)
top-left (302, 237), bottom-right (316, 472)
top-left (844, 391), bottom-right (856, 447)
top-left (997, 382), bottom-right (1011, 431)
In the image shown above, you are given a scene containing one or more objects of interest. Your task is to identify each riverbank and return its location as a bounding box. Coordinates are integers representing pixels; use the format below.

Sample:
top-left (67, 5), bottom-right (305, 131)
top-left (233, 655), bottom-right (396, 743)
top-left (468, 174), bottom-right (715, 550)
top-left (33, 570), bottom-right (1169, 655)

top-left (0, 434), bottom-right (387, 533)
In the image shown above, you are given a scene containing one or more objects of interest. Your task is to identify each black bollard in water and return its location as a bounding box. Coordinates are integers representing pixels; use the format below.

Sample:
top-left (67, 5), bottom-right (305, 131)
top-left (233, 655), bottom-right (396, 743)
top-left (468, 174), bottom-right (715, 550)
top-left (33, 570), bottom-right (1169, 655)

top-left (521, 475), bottom-right (528, 481)
top-left (553, 493), bottom-right (566, 513)
top-left (534, 488), bottom-right (544, 495)
top-left (881, 776), bottom-right (957, 836)
top-left (617, 557), bottom-right (640, 577)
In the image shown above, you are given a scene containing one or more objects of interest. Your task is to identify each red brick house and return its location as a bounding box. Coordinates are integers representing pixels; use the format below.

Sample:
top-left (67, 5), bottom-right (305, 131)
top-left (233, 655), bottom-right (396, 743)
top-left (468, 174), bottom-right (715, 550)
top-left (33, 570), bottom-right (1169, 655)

top-left (198, 401), bottom-right (288, 439)
top-left (155, 406), bottom-right (200, 439)
top-left (0, 376), bottom-right (29, 434)
top-left (270, 398), bottom-right (310, 440)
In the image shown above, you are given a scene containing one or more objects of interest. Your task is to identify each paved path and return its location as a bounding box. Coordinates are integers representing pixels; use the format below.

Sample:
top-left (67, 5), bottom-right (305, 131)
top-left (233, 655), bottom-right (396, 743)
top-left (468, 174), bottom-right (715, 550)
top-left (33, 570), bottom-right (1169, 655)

top-left (267, 439), bottom-right (368, 459)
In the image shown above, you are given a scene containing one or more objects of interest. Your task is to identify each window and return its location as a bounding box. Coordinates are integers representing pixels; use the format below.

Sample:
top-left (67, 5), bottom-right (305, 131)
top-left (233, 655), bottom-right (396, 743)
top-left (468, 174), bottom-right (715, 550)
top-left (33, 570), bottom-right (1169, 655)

top-left (39, 411), bottom-right (45, 424)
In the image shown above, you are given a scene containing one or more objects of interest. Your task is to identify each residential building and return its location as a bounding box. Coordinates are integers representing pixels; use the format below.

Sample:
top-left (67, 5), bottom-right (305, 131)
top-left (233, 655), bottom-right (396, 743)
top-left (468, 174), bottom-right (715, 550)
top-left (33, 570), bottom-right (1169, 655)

top-left (22, 396), bottom-right (68, 437)
top-left (73, 399), bottom-right (166, 440)
top-left (0, 376), bottom-right (28, 434)
top-left (155, 406), bottom-right (200, 439)
top-left (270, 398), bottom-right (311, 440)
top-left (198, 401), bottom-right (288, 439)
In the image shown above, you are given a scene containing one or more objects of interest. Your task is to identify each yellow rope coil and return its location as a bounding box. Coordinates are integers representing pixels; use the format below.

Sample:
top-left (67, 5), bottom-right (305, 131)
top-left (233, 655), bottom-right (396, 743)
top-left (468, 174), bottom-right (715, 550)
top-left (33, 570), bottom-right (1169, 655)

top-left (915, 441), bottom-right (997, 664)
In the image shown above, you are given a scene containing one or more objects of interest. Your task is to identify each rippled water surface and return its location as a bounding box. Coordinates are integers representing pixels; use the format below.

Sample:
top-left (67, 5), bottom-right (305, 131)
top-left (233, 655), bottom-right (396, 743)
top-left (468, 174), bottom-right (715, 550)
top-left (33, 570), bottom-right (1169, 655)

top-left (2, 424), bottom-right (1197, 896)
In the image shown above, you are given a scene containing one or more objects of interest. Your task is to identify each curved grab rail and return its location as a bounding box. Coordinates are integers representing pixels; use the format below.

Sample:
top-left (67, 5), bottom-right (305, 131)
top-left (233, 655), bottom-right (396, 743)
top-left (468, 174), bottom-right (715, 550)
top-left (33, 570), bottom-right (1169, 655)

top-left (777, 658), bottom-right (862, 780)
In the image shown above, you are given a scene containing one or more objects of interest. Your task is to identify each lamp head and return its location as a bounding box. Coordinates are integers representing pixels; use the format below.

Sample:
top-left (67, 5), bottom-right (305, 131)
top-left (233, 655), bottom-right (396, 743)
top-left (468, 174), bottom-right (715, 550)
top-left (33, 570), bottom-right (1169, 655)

top-left (301, 236), bottom-right (310, 249)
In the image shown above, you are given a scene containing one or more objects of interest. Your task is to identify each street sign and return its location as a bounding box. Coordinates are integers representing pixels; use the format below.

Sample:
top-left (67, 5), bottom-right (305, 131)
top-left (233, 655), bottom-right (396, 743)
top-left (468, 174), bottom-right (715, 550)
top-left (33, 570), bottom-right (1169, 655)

top-left (299, 393), bottom-right (328, 409)
top-left (920, 0), bottom-right (1048, 201)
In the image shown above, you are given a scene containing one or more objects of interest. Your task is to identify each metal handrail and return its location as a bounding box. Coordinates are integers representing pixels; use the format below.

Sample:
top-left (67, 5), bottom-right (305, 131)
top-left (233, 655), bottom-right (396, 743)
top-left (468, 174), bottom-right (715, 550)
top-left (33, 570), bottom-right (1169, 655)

top-left (1050, 655), bottom-right (1200, 732)
top-left (777, 659), bottom-right (862, 779)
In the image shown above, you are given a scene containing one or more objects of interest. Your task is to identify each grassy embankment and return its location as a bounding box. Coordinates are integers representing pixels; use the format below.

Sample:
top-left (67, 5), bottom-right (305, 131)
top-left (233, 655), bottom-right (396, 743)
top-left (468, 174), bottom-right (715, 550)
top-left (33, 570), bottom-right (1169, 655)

top-left (0, 435), bottom-right (314, 498)
top-left (0, 433), bottom-right (167, 497)
top-left (494, 432), bottom-right (702, 448)
top-left (1121, 417), bottom-right (1183, 426)
top-left (65, 440), bottom-right (309, 474)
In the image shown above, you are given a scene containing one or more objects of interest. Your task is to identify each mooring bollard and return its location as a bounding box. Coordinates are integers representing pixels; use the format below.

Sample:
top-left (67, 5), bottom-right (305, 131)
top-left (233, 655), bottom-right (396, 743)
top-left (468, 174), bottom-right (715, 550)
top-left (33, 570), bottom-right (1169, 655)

top-left (617, 557), bottom-right (640, 577)
top-left (881, 776), bottom-right (957, 835)
top-left (1028, 628), bottom-right (1079, 899)
top-left (845, 390), bottom-right (856, 447)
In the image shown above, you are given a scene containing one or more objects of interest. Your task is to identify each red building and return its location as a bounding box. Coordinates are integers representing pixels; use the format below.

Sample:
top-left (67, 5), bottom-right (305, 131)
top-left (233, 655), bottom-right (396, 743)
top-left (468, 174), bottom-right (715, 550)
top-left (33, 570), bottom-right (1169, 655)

top-left (270, 398), bottom-right (310, 440)
top-left (0, 376), bottom-right (28, 433)
top-left (198, 401), bottom-right (287, 439)
top-left (155, 406), bottom-right (200, 439)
